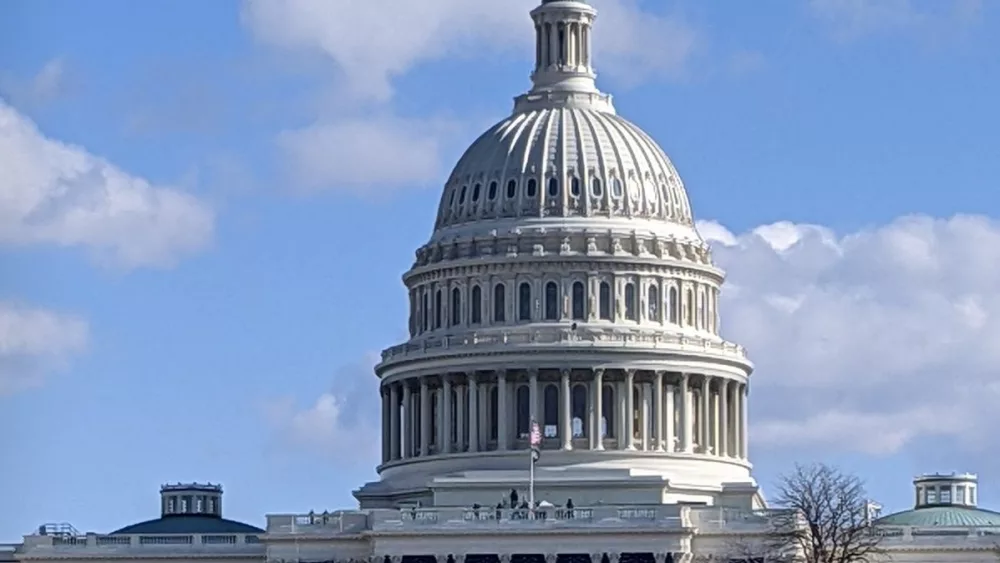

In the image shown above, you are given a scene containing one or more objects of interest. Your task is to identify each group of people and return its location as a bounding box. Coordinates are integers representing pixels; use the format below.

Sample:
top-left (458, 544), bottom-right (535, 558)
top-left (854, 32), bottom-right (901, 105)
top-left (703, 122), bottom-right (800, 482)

top-left (467, 490), bottom-right (577, 521)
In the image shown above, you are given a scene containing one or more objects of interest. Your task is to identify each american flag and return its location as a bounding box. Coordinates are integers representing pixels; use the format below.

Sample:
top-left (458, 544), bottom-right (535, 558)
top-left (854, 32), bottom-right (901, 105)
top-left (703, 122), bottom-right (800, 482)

top-left (529, 421), bottom-right (542, 447)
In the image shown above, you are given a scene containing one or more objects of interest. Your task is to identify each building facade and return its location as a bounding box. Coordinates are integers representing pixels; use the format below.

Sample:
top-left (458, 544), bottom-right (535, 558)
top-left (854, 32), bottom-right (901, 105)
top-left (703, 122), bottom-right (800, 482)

top-left (9, 1), bottom-right (1000, 562)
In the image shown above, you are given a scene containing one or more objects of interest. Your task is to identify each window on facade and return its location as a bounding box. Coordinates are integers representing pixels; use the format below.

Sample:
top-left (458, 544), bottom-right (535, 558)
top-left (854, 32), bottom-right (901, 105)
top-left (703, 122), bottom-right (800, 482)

top-left (648, 285), bottom-right (659, 321)
top-left (571, 384), bottom-right (588, 438)
top-left (696, 290), bottom-right (705, 329)
top-left (489, 387), bottom-right (499, 441)
top-left (421, 291), bottom-right (428, 331)
top-left (516, 386), bottom-right (530, 438)
top-left (601, 385), bottom-right (615, 438)
top-left (494, 283), bottom-right (506, 322)
top-left (196, 497), bottom-right (204, 513)
top-left (435, 289), bottom-right (443, 328)
top-left (632, 386), bottom-right (642, 440)
top-left (488, 181), bottom-right (498, 200)
top-left (545, 281), bottom-right (559, 320)
top-left (927, 489), bottom-right (938, 504)
top-left (207, 498), bottom-right (215, 514)
top-left (612, 178), bottom-right (623, 197)
top-left (624, 282), bottom-right (637, 321)
top-left (592, 177), bottom-right (603, 197)
top-left (668, 287), bottom-right (679, 324)
top-left (167, 498), bottom-right (176, 514)
top-left (571, 281), bottom-right (585, 320)
top-left (472, 183), bottom-right (481, 202)
top-left (180, 498), bottom-right (189, 512)
top-left (519, 282), bottom-right (532, 321)
top-left (570, 177), bottom-right (581, 197)
top-left (450, 388), bottom-right (459, 444)
top-left (471, 285), bottom-right (482, 324)
top-left (459, 186), bottom-right (467, 204)
top-left (599, 282), bottom-right (611, 320)
top-left (957, 485), bottom-right (967, 504)
top-left (430, 390), bottom-right (439, 447)
top-left (548, 177), bottom-right (559, 197)
top-left (527, 178), bottom-right (538, 197)
top-left (506, 179), bottom-right (517, 198)
top-left (451, 288), bottom-right (461, 326)
top-left (686, 289), bottom-right (695, 326)
top-left (543, 384), bottom-right (559, 438)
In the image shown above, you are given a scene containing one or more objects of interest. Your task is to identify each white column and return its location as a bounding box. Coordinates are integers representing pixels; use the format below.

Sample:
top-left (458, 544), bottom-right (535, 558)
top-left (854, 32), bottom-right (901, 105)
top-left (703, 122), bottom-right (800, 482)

top-left (653, 371), bottom-right (664, 451)
top-left (592, 369), bottom-right (604, 450)
top-left (455, 383), bottom-right (466, 452)
top-left (561, 369), bottom-right (572, 450)
top-left (442, 376), bottom-right (453, 454)
top-left (420, 378), bottom-right (430, 456)
top-left (719, 380), bottom-right (729, 457)
top-left (468, 373), bottom-right (479, 453)
top-left (401, 383), bottom-right (412, 458)
top-left (381, 387), bottom-right (390, 463)
top-left (641, 382), bottom-right (651, 451)
top-left (741, 383), bottom-right (750, 459)
top-left (712, 385), bottom-right (721, 456)
top-left (617, 378), bottom-right (628, 451)
top-left (700, 376), bottom-right (710, 454)
top-left (497, 370), bottom-right (508, 451)
top-left (664, 381), bottom-right (675, 452)
top-left (389, 383), bottom-right (400, 460)
top-left (679, 373), bottom-right (692, 453)
top-left (479, 381), bottom-right (489, 448)
top-left (625, 369), bottom-right (636, 450)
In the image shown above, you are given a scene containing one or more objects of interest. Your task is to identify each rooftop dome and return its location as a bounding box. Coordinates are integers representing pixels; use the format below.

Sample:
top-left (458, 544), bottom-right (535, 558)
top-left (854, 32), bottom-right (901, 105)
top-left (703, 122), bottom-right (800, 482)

top-left (109, 483), bottom-right (262, 536)
top-left (876, 473), bottom-right (999, 528)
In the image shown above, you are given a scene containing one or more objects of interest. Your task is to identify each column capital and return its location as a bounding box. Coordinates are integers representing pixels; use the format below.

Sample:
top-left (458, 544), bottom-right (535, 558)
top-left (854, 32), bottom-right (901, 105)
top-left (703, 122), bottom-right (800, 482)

top-left (495, 368), bottom-right (506, 376)
top-left (654, 554), bottom-right (668, 563)
top-left (624, 368), bottom-right (636, 376)
top-left (593, 368), bottom-right (604, 377)
top-left (544, 555), bottom-right (558, 563)
top-left (654, 369), bottom-right (665, 378)
top-left (467, 371), bottom-right (477, 381)
top-left (560, 368), bottom-right (571, 377)
top-left (452, 556), bottom-right (466, 563)
top-left (499, 555), bottom-right (512, 563)
top-left (607, 553), bottom-right (621, 563)
top-left (590, 553), bottom-right (604, 563)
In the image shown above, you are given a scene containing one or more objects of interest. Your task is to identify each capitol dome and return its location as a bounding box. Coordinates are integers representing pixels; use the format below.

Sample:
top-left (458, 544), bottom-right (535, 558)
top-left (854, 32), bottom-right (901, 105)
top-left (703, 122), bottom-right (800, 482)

top-left (358, 0), bottom-right (759, 512)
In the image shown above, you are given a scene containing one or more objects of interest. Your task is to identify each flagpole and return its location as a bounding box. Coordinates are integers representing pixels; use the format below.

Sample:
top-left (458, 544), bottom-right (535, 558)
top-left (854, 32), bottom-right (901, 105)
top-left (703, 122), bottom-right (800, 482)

top-left (529, 419), bottom-right (540, 513)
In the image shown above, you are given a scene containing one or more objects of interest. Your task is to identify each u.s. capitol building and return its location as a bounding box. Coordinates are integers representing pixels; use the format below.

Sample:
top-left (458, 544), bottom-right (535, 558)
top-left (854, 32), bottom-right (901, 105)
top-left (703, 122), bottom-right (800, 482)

top-left (8, 1), bottom-right (1000, 562)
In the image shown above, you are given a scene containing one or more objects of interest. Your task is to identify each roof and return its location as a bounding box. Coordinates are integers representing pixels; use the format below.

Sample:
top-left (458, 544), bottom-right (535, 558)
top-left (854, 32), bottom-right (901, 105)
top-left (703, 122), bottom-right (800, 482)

top-left (110, 515), bottom-right (263, 535)
top-left (875, 506), bottom-right (1000, 528)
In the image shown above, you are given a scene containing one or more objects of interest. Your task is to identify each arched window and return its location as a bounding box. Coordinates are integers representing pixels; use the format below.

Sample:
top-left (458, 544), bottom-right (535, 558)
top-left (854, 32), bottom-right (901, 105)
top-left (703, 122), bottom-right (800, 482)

top-left (421, 291), bottom-right (429, 331)
top-left (519, 282), bottom-right (532, 321)
top-left (471, 285), bottom-right (482, 324)
top-left (571, 384), bottom-right (588, 438)
top-left (686, 288), bottom-right (695, 326)
top-left (599, 282), bottom-right (611, 320)
top-left (435, 289), bottom-right (442, 328)
top-left (430, 390), bottom-right (439, 448)
top-left (612, 178), bottom-right (623, 198)
top-left (545, 281), bottom-right (559, 320)
top-left (697, 290), bottom-right (705, 329)
top-left (602, 385), bottom-right (615, 438)
top-left (543, 384), bottom-right (559, 438)
top-left (632, 386), bottom-right (641, 441)
top-left (451, 387), bottom-right (459, 444)
top-left (488, 181), bottom-right (498, 200)
top-left (472, 183), bottom-right (481, 202)
top-left (624, 282), bottom-right (637, 321)
top-left (516, 386), bottom-right (530, 438)
top-left (668, 286), bottom-right (679, 324)
top-left (527, 178), bottom-right (538, 197)
top-left (451, 287), bottom-right (461, 326)
top-left (592, 177), bottom-right (603, 197)
top-left (547, 177), bottom-right (559, 197)
top-left (506, 179), bottom-right (517, 198)
top-left (570, 177), bottom-right (581, 197)
top-left (648, 285), bottom-right (659, 321)
top-left (489, 387), bottom-right (499, 441)
top-left (459, 186), bottom-right (467, 204)
top-left (571, 281), bottom-right (585, 320)
top-left (494, 283), bottom-right (506, 322)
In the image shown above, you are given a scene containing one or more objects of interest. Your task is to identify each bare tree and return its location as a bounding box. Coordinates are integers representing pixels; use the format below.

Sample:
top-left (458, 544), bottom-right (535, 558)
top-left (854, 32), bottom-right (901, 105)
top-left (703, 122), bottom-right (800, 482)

top-left (763, 463), bottom-right (885, 563)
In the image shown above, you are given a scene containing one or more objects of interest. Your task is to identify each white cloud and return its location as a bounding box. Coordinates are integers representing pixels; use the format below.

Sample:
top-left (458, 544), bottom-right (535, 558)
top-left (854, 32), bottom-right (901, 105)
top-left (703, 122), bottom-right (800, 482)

top-left (0, 58), bottom-right (70, 108)
top-left (0, 302), bottom-right (89, 396)
top-left (808, 0), bottom-right (983, 42)
top-left (703, 214), bottom-right (1000, 455)
top-left (265, 355), bottom-right (381, 464)
top-left (0, 99), bottom-right (214, 269)
top-left (277, 116), bottom-right (464, 194)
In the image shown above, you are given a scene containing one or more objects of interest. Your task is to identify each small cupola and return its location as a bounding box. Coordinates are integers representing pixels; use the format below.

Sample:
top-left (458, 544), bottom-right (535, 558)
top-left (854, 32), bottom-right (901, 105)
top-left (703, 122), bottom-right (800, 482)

top-left (160, 482), bottom-right (224, 518)
top-left (913, 473), bottom-right (978, 508)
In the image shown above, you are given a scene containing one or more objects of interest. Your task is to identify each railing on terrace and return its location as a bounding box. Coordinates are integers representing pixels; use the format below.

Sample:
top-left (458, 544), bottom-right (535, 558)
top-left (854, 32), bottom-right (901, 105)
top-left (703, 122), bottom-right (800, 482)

top-left (19, 533), bottom-right (264, 555)
top-left (687, 507), bottom-right (795, 532)
top-left (380, 328), bottom-right (747, 363)
top-left (875, 526), bottom-right (1000, 546)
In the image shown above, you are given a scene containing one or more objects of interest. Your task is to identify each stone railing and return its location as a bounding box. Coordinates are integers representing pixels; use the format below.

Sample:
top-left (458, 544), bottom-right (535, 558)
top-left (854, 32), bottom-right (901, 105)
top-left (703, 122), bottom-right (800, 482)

top-left (17, 533), bottom-right (265, 558)
top-left (875, 525), bottom-right (1000, 547)
top-left (687, 507), bottom-right (795, 533)
top-left (379, 327), bottom-right (747, 364)
top-left (268, 505), bottom-right (696, 535)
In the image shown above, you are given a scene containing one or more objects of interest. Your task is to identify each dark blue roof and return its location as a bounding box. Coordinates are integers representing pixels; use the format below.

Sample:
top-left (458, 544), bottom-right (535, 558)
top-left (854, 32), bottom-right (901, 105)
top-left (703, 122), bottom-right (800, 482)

top-left (110, 515), bottom-right (263, 535)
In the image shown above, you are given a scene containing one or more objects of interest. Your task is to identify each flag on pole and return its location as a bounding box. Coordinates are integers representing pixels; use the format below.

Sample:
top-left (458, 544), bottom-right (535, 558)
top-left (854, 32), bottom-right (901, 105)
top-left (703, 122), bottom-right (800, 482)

top-left (530, 420), bottom-right (541, 462)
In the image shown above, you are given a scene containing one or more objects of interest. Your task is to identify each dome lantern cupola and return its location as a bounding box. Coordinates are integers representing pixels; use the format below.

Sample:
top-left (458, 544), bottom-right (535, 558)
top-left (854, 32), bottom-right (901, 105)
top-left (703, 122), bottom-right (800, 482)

top-left (914, 473), bottom-right (978, 508)
top-left (160, 482), bottom-right (223, 518)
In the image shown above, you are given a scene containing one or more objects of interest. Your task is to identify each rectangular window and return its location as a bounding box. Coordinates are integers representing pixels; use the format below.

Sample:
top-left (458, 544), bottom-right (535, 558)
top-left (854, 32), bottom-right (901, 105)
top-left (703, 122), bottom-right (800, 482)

top-left (940, 488), bottom-right (952, 504)
top-left (926, 489), bottom-right (938, 504)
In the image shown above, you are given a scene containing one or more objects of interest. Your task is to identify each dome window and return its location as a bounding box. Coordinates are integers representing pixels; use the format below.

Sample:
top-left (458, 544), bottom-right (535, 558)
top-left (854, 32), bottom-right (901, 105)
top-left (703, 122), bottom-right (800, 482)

top-left (599, 282), bottom-right (612, 320)
top-left (506, 179), bottom-right (517, 198)
top-left (472, 183), bottom-right (481, 202)
top-left (459, 186), bottom-right (467, 205)
top-left (624, 282), bottom-right (637, 321)
top-left (526, 179), bottom-right (538, 197)
top-left (570, 177), bottom-right (581, 197)
top-left (448, 190), bottom-right (456, 207)
top-left (612, 178), bottom-right (623, 198)
top-left (547, 177), bottom-right (559, 197)
top-left (592, 178), bottom-right (603, 197)
top-left (488, 181), bottom-right (498, 200)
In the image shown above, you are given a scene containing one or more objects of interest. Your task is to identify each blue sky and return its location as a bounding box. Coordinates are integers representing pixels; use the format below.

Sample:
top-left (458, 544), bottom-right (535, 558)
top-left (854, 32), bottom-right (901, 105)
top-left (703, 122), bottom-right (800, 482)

top-left (3, 0), bottom-right (1000, 540)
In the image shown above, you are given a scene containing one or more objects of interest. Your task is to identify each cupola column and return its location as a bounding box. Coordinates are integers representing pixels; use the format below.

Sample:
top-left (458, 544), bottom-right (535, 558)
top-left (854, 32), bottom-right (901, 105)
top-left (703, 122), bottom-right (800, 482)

top-left (497, 370), bottom-right (509, 450)
top-left (442, 375), bottom-right (453, 454)
top-left (591, 369), bottom-right (604, 450)
top-left (740, 383), bottom-right (749, 459)
top-left (700, 376), bottom-right (711, 453)
top-left (419, 378), bottom-right (430, 456)
top-left (679, 373), bottom-right (693, 453)
top-left (467, 373), bottom-right (479, 453)
top-left (719, 380), bottom-right (730, 457)
top-left (389, 383), bottom-right (400, 460)
top-left (529, 1), bottom-right (598, 95)
top-left (653, 371), bottom-right (664, 451)
top-left (401, 384), bottom-right (412, 458)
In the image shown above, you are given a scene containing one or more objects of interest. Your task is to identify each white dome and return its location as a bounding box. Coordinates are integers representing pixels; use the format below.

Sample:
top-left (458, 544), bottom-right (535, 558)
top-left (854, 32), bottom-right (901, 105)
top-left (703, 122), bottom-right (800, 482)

top-left (433, 106), bottom-right (696, 239)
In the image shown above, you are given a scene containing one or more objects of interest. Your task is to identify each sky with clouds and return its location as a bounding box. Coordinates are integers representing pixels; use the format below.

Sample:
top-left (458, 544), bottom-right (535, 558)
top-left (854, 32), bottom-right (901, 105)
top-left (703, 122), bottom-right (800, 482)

top-left (2, 0), bottom-right (1000, 540)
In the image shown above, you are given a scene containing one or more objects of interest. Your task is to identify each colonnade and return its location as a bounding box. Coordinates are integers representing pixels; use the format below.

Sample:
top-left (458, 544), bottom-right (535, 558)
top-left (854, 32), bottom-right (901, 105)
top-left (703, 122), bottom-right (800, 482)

top-left (379, 369), bottom-right (748, 465)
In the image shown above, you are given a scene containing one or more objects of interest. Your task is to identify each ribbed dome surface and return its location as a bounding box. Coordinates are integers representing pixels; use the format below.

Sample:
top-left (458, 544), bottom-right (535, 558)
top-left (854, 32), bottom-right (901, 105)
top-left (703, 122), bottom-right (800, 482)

top-left (876, 506), bottom-right (1000, 527)
top-left (433, 107), bottom-right (695, 234)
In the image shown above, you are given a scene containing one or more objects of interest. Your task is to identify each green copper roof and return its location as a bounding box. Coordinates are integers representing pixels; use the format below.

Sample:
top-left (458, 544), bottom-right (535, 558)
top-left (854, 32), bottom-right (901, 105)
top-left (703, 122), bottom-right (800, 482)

top-left (110, 515), bottom-right (263, 535)
top-left (876, 506), bottom-right (1000, 527)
